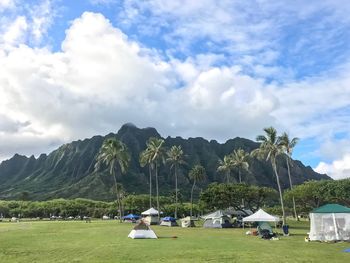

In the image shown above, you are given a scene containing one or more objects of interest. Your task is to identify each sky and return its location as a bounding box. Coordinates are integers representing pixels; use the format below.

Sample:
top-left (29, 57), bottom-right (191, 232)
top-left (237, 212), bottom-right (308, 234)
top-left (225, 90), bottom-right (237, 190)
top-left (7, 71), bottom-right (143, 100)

top-left (0, 0), bottom-right (350, 180)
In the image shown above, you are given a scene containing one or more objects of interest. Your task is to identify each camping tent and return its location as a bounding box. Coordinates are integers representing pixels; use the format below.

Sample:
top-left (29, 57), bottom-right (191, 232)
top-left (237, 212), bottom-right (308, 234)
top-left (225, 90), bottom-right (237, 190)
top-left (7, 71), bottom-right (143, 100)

top-left (202, 210), bottom-right (232, 228)
top-left (242, 209), bottom-right (279, 223)
top-left (257, 222), bottom-right (273, 235)
top-left (128, 220), bottom-right (158, 239)
top-left (309, 204), bottom-right (350, 241)
top-left (180, 216), bottom-right (196, 227)
top-left (160, 217), bottom-right (178, 227)
top-left (123, 214), bottom-right (141, 222)
top-left (141, 208), bottom-right (161, 225)
top-left (226, 208), bottom-right (253, 217)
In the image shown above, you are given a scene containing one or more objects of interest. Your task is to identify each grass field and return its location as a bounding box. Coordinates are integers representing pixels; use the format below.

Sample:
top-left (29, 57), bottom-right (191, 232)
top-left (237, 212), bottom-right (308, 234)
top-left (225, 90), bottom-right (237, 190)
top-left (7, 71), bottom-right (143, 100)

top-left (0, 220), bottom-right (349, 262)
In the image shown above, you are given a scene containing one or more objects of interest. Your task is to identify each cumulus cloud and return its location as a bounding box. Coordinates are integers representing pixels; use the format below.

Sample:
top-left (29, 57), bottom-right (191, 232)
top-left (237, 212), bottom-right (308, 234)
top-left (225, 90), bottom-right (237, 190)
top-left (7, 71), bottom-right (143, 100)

top-left (315, 154), bottom-right (350, 180)
top-left (0, 12), bottom-right (278, 161)
top-left (1, 8), bottom-right (350, 173)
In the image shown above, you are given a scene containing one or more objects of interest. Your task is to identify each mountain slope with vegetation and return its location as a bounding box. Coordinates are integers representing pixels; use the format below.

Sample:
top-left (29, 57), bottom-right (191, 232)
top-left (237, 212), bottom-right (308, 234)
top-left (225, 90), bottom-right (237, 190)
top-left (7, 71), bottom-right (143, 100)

top-left (0, 123), bottom-right (330, 200)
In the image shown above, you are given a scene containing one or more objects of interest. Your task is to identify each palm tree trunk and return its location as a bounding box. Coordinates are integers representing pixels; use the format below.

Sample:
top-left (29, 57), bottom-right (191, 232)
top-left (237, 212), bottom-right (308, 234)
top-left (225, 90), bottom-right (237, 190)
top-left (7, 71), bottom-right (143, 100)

top-left (286, 156), bottom-right (298, 220)
top-left (226, 171), bottom-right (230, 184)
top-left (272, 159), bottom-right (286, 226)
top-left (155, 163), bottom-right (160, 221)
top-left (239, 168), bottom-right (244, 207)
top-left (175, 164), bottom-right (178, 219)
top-left (112, 168), bottom-right (122, 223)
top-left (190, 181), bottom-right (196, 218)
top-left (121, 194), bottom-right (125, 221)
top-left (149, 165), bottom-right (152, 208)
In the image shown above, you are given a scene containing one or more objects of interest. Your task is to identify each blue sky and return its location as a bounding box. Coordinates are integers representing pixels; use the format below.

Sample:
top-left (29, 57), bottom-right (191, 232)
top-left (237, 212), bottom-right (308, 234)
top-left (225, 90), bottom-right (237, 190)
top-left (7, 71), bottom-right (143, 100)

top-left (1, 0), bottom-right (350, 179)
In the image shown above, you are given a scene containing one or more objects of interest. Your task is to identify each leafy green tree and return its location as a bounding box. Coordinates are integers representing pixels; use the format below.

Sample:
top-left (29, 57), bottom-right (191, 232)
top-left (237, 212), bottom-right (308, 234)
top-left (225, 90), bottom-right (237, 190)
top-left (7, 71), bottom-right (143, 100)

top-left (166, 145), bottom-right (185, 218)
top-left (141, 137), bottom-right (166, 220)
top-left (231, 149), bottom-right (250, 183)
top-left (217, 155), bottom-right (234, 183)
top-left (279, 132), bottom-right (299, 220)
top-left (200, 183), bottom-right (234, 210)
top-left (284, 179), bottom-right (350, 213)
top-left (189, 165), bottom-right (206, 218)
top-left (200, 183), bottom-right (278, 212)
top-left (252, 127), bottom-right (287, 225)
top-left (95, 138), bottom-right (130, 222)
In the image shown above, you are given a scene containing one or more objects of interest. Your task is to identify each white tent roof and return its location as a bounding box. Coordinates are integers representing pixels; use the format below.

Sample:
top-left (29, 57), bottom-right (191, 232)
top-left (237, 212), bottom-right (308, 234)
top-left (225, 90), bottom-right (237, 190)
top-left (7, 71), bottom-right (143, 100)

top-left (242, 209), bottom-right (279, 222)
top-left (141, 207), bottom-right (161, 216)
top-left (202, 210), bottom-right (230, 220)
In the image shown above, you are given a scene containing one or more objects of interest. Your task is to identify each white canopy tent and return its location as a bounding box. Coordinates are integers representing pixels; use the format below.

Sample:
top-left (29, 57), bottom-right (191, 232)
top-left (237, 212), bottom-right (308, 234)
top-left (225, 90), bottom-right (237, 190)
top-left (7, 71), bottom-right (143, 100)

top-left (141, 208), bottom-right (161, 225)
top-left (141, 208), bottom-right (160, 216)
top-left (242, 209), bottom-right (279, 223)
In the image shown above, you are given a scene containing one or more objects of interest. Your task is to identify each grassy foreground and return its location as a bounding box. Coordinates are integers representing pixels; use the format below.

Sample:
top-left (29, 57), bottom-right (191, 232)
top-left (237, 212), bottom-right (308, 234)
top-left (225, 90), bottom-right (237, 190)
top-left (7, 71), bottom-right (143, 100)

top-left (0, 220), bottom-right (348, 262)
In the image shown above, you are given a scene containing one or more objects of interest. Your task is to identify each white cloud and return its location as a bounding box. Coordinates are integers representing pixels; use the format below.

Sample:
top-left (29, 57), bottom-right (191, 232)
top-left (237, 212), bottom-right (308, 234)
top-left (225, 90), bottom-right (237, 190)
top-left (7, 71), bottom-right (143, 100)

top-left (89, 0), bottom-right (116, 6)
top-left (2, 16), bottom-right (27, 45)
top-left (29, 0), bottom-right (55, 43)
top-left (1, 9), bottom-right (350, 175)
top-left (0, 12), bottom-right (279, 161)
top-left (315, 154), bottom-right (350, 180)
top-left (118, 0), bottom-right (350, 82)
top-left (0, 0), bottom-right (15, 11)
top-left (0, 0), bottom-right (56, 49)
top-left (271, 68), bottom-right (350, 140)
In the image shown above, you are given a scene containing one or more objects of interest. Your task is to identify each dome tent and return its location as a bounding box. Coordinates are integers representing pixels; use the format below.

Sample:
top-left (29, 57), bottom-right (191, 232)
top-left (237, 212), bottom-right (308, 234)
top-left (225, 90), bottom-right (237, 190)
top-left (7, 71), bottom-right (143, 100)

top-left (122, 214), bottom-right (140, 222)
top-left (160, 217), bottom-right (178, 227)
top-left (128, 220), bottom-right (158, 239)
top-left (309, 204), bottom-right (350, 242)
top-left (202, 210), bottom-right (232, 228)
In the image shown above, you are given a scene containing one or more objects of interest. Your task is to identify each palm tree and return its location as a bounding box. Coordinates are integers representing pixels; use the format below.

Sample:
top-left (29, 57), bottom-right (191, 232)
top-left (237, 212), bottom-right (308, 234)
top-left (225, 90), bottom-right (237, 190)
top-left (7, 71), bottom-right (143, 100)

top-left (217, 155), bottom-right (234, 183)
top-left (231, 148), bottom-right (250, 207)
top-left (279, 132), bottom-right (299, 220)
top-left (140, 148), bottom-right (154, 208)
top-left (252, 127), bottom-right (286, 225)
top-left (167, 145), bottom-right (185, 219)
top-left (143, 137), bottom-right (166, 220)
top-left (95, 138), bottom-right (130, 222)
top-left (189, 165), bottom-right (206, 218)
top-left (231, 148), bottom-right (250, 183)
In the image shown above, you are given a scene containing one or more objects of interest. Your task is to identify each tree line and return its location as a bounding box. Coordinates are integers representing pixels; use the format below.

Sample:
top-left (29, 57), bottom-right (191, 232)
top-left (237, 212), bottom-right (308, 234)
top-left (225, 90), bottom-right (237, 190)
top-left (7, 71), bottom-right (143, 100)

top-left (0, 184), bottom-right (275, 218)
top-left (2, 179), bottom-right (347, 219)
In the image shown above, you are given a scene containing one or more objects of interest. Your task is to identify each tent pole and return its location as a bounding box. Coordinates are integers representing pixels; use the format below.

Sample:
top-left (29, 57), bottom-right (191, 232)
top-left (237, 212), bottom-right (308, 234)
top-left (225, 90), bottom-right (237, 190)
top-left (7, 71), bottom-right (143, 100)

top-left (332, 213), bottom-right (339, 240)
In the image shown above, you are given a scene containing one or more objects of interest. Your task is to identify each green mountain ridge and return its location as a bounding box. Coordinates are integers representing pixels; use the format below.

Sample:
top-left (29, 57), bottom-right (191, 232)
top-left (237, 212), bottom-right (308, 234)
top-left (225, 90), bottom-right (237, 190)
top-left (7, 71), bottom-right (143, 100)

top-left (0, 123), bottom-right (330, 200)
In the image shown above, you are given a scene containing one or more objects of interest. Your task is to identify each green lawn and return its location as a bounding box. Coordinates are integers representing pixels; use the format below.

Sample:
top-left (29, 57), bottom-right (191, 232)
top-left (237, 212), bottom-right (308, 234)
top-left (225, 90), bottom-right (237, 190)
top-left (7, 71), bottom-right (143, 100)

top-left (0, 220), bottom-right (348, 262)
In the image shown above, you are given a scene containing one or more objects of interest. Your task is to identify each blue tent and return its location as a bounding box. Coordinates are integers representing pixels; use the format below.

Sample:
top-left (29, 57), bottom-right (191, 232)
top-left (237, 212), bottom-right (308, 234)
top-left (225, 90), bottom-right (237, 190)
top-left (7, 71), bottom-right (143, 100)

top-left (162, 217), bottom-right (177, 222)
top-left (123, 214), bottom-right (141, 220)
top-left (160, 216), bottom-right (178, 227)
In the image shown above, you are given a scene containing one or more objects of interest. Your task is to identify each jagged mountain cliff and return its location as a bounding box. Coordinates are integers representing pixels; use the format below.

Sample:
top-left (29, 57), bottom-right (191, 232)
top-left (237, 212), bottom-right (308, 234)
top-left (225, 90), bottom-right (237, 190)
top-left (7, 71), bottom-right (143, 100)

top-left (0, 123), bottom-right (330, 200)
